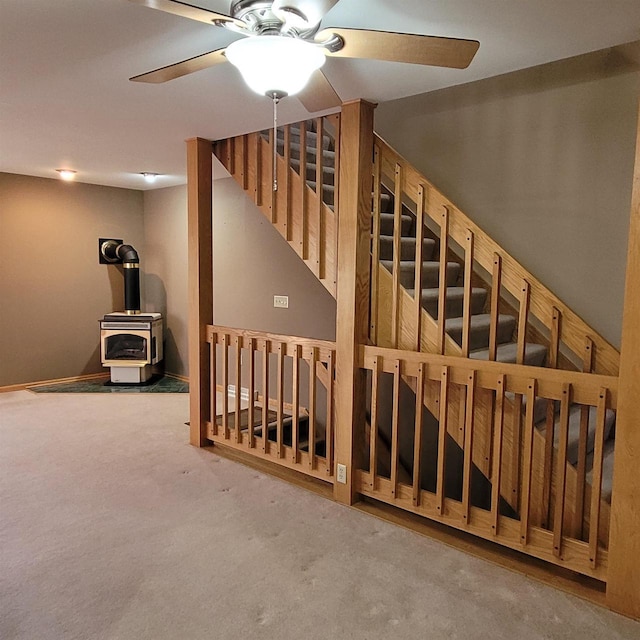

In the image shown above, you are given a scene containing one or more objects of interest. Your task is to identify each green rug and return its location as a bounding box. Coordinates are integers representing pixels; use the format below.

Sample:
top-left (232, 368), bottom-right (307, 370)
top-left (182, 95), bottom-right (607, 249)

top-left (28, 375), bottom-right (188, 394)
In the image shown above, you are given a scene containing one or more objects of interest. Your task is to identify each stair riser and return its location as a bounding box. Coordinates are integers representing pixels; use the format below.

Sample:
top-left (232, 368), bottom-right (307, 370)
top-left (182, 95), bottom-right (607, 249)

top-left (277, 128), bottom-right (334, 151)
top-left (383, 262), bottom-right (460, 289)
top-left (291, 161), bottom-right (335, 186)
top-left (378, 237), bottom-right (436, 261)
top-left (378, 216), bottom-right (413, 237)
top-left (422, 289), bottom-right (487, 320)
top-left (277, 143), bottom-right (336, 166)
top-left (448, 317), bottom-right (516, 351)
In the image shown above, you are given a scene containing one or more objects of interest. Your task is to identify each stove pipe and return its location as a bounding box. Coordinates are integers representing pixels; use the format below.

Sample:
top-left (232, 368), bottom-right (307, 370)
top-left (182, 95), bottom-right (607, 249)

top-left (101, 241), bottom-right (141, 314)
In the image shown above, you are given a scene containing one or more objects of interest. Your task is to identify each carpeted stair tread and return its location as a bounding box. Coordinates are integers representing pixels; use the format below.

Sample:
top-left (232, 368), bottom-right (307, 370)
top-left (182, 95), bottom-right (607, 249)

top-left (470, 342), bottom-right (548, 367)
top-left (378, 236), bottom-right (436, 261)
top-left (446, 313), bottom-right (516, 351)
top-left (586, 439), bottom-right (615, 503)
top-left (538, 405), bottom-right (615, 467)
top-left (380, 260), bottom-right (460, 289)
top-left (276, 127), bottom-right (334, 151)
top-left (290, 158), bottom-right (335, 185)
top-left (278, 141), bottom-right (336, 164)
top-left (378, 212), bottom-right (413, 236)
top-left (306, 180), bottom-right (335, 205)
top-left (410, 287), bottom-right (487, 319)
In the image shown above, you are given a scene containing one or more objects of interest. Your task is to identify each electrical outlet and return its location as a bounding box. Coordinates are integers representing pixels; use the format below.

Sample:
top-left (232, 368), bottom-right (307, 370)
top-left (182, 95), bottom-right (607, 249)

top-left (337, 463), bottom-right (347, 484)
top-left (273, 295), bottom-right (289, 309)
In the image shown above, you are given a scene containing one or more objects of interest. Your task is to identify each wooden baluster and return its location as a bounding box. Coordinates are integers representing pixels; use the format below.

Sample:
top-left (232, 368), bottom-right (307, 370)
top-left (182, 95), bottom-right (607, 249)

top-left (269, 128), bottom-right (276, 223)
top-left (283, 124), bottom-right (292, 240)
top-left (414, 185), bottom-right (426, 351)
top-left (227, 137), bottom-right (235, 176)
top-left (276, 342), bottom-right (285, 459)
top-left (489, 253), bottom-right (502, 361)
top-left (315, 117), bottom-right (325, 279)
top-left (461, 370), bottom-right (476, 525)
top-left (510, 279), bottom-right (531, 507)
top-left (241, 134), bottom-right (248, 190)
top-left (412, 363), bottom-right (426, 506)
top-left (573, 336), bottom-right (595, 539)
top-left (490, 374), bottom-right (506, 536)
top-left (221, 334), bottom-right (229, 439)
top-left (436, 366), bottom-right (449, 514)
top-left (331, 114), bottom-right (340, 291)
top-left (234, 335), bottom-right (242, 444)
top-left (391, 163), bottom-right (403, 348)
top-left (247, 338), bottom-right (255, 449)
top-left (308, 346), bottom-right (317, 470)
top-left (291, 344), bottom-right (301, 463)
top-left (542, 307), bottom-right (562, 526)
top-left (553, 383), bottom-right (572, 557)
top-left (461, 230), bottom-right (475, 357)
top-left (391, 359), bottom-right (401, 498)
top-left (255, 132), bottom-right (263, 207)
top-left (519, 380), bottom-right (538, 546)
top-left (437, 207), bottom-right (450, 355)
top-left (369, 356), bottom-right (382, 488)
top-left (516, 280), bottom-right (531, 365)
top-left (370, 145), bottom-right (382, 344)
top-left (300, 121), bottom-right (308, 259)
top-left (588, 388), bottom-right (608, 569)
top-left (210, 332), bottom-right (218, 436)
top-left (325, 350), bottom-right (335, 476)
top-left (262, 339), bottom-right (270, 453)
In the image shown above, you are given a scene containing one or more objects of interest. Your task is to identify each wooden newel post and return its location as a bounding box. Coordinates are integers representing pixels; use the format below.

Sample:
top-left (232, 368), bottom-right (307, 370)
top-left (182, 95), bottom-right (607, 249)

top-left (606, 102), bottom-right (640, 619)
top-left (187, 137), bottom-right (213, 447)
top-left (334, 99), bottom-right (376, 505)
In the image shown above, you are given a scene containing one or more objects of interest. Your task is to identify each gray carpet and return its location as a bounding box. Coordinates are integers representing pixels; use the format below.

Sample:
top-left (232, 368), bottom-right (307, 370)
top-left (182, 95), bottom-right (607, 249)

top-left (1, 391), bottom-right (638, 640)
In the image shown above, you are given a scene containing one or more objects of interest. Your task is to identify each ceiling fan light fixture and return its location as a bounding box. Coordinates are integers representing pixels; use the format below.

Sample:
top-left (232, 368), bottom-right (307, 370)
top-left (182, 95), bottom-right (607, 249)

top-left (225, 35), bottom-right (325, 97)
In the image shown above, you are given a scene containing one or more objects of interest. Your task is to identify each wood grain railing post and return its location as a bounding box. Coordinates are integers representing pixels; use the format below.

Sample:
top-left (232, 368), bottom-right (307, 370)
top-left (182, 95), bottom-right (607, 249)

top-left (334, 99), bottom-right (376, 505)
top-left (412, 363), bottom-right (426, 506)
top-left (461, 230), bottom-right (475, 357)
top-left (414, 185), bottom-right (426, 351)
top-left (391, 164), bottom-right (403, 348)
top-left (299, 121), bottom-right (308, 259)
top-left (187, 137), bottom-right (213, 447)
top-left (370, 145), bottom-right (382, 344)
top-left (437, 207), bottom-right (450, 355)
top-left (247, 338), bottom-right (255, 449)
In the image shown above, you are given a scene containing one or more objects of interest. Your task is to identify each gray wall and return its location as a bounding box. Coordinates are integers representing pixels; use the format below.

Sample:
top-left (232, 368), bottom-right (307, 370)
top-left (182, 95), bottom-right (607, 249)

top-left (0, 173), bottom-right (144, 386)
top-left (143, 185), bottom-right (188, 378)
top-left (376, 47), bottom-right (640, 348)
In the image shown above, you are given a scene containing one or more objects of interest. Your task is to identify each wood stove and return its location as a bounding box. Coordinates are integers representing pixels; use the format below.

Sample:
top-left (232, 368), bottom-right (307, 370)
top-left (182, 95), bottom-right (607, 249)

top-left (100, 312), bottom-right (163, 383)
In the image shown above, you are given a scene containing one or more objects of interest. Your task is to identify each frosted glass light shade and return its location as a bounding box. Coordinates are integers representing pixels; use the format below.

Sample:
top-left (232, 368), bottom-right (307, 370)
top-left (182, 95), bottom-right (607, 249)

top-left (225, 36), bottom-right (325, 97)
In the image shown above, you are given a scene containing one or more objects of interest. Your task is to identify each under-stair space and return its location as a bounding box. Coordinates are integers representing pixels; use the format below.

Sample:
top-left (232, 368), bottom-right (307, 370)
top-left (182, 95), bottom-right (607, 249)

top-left (208, 108), bottom-right (621, 587)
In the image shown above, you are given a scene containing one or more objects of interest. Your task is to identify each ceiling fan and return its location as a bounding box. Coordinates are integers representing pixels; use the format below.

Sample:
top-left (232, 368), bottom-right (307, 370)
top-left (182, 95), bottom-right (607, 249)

top-left (129, 0), bottom-right (480, 112)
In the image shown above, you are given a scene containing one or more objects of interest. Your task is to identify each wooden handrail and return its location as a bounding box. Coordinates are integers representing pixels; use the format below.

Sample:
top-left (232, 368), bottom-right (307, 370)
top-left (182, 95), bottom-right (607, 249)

top-left (374, 134), bottom-right (620, 376)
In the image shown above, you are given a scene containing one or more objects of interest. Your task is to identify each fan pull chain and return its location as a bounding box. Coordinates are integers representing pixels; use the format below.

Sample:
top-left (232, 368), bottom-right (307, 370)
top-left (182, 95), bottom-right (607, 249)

top-left (272, 92), bottom-right (279, 192)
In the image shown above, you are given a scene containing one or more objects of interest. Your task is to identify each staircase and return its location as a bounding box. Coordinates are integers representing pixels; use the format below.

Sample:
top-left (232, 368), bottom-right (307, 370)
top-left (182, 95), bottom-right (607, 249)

top-left (212, 112), bottom-right (619, 577)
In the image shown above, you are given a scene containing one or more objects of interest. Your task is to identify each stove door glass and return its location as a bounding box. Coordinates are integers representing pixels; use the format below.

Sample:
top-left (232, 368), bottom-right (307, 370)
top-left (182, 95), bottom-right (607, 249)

top-left (104, 333), bottom-right (147, 361)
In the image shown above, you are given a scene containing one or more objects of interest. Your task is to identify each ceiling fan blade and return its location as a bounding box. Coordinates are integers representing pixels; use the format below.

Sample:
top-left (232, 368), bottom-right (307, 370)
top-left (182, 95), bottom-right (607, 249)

top-left (316, 27), bottom-right (479, 69)
top-left (130, 47), bottom-right (227, 83)
top-left (128, 0), bottom-right (244, 28)
top-left (297, 68), bottom-right (341, 112)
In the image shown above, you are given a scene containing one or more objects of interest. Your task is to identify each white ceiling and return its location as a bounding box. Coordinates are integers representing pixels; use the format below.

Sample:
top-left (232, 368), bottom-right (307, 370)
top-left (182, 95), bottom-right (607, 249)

top-left (2, 0), bottom-right (640, 190)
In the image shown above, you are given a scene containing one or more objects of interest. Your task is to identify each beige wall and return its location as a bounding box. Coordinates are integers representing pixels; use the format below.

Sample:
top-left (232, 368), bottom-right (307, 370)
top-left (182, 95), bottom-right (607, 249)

top-left (376, 47), bottom-right (640, 348)
top-left (143, 185), bottom-right (188, 377)
top-left (213, 176), bottom-right (336, 340)
top-left (0, 173), bottom-right (144, 386)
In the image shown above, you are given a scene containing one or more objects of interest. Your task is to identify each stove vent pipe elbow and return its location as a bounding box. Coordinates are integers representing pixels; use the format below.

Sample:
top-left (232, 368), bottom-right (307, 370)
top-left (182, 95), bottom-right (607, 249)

top-left (100, 240), bottom-right (141, 315)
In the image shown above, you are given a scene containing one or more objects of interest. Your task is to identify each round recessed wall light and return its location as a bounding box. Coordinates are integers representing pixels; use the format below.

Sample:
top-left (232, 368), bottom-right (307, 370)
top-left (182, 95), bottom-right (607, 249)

top-left (56, 169), bottom-right (77, 181)
top-left (141, 172), bottom-right (159, 183)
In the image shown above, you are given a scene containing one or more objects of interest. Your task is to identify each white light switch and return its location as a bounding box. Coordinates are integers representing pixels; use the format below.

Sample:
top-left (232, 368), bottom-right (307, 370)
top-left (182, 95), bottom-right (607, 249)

top-left (273, 295), bottom-right (289, 309)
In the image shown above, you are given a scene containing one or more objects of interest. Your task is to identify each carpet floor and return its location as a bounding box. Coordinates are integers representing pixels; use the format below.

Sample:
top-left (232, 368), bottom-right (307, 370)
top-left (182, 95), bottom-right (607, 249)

top-left (1, 391), bottom-right (638, 640)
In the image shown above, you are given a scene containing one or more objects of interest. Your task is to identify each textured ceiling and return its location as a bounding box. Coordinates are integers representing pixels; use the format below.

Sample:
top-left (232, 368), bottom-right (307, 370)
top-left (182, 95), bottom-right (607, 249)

top-left (1, 0), bottom-right (640, 189)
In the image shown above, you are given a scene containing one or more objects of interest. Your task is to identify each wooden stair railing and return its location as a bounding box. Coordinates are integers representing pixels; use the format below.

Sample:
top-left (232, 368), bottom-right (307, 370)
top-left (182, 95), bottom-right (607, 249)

top-left (213, 115), bottom-right (341, 298)
top-left (211, 112), bottom-right (617, 573)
